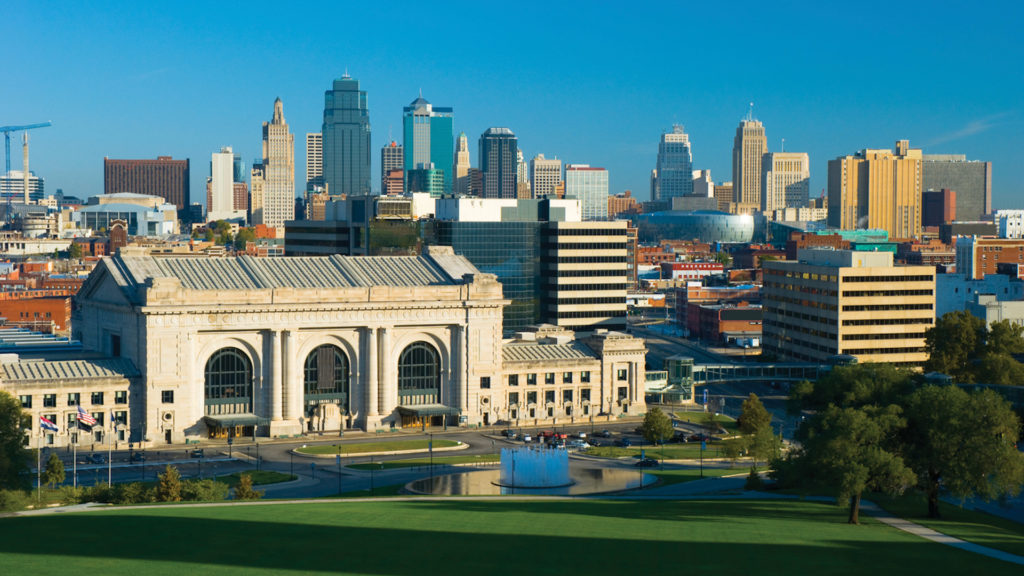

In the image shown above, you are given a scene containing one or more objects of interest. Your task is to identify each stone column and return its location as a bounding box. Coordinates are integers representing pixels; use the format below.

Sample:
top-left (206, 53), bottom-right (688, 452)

top-left (364, 327), bottom-right (378, 417)
top-left (269, 330), bottom-right (282, 421)
top-left (378, 327), bottom-right (390, 415)
top-left (453, 325), bottom-right (467, 411)
top-left (283, 329), bottom-right (301, 420)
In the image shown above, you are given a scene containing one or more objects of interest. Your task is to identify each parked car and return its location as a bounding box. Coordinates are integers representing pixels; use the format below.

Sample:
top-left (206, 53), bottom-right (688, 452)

top-left (89, 454), bottom-right (106, 464)
top-left (599, 430), bottom-right (613, 438)
top-left (130, 452), bottom-right (146, 462)
top-left (189, 448), bottom-right (205, 458)
top-left (502, 429), bottom-right (517, 439)
top-left (575, 432), bottom-right (587, 440)
top-left (634, 457), bottom-right (658, 467)
top-left (567, 440), bottom-right (591, 450)
top-left (615, 438), bottom-right (632, 447)
top-left (521, 434), bottom-right (533, 443)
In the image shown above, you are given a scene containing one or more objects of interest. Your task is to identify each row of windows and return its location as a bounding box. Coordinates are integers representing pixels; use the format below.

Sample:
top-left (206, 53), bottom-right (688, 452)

top-left (762, 329), bottom-right (838, 355)
top-left (550, 269), bottom-right (627, 278)
top-left (30, 410), bottom-right (129, 431)
top-left (544, 283), bottom-right (632, 292)
top-left (842, 347), bottom-right (927, 355)
top-left (842, 289), bottom-right (933, 297)
top-left (842, 275), bottom-right (934, 283)
top-left (765, 269), bottom-right (839, 282)
top-left (554, 256), bottom-right (627, 264)
top-left (841, 318), bottom-right (934, 326)
top-left (842, 332), bottom-right (927, 341)
top-left (553, 297), bottom-right (627, 305)
top-left (765, 282), bottom-right (839, 297)
top-left (545, 229), bottom-right (628, 237)
top-left (550, 310), bottom-right (628, 319)
top-left (841, 303), bottom-right (933, 312)
top-left (765, 307), bottom-right (837, 327)
top-left (21, 390), bottom-right (128, 409)
top-left (542, 242), bottom-right (627, 251)
top-left (763, 319), bottom-right (837, 341)
top-left (509, 371), bottom-right (592, 386)
top-left (508, 389), bottom-right (591, 406)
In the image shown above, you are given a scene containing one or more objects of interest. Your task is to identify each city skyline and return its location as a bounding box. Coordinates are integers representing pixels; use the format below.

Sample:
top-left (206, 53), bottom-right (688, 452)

top-left (5, 2), bottom-right (1022, 209)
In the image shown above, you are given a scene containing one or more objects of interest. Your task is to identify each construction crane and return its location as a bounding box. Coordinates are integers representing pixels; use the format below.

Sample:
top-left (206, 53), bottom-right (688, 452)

top-left (1, 122), bottom-right (52, 176)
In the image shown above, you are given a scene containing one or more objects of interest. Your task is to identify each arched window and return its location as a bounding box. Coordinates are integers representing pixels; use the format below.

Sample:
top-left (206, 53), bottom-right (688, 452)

top-left (398, 342), bottom-right (440, 405)
top-left (204, 347), bottom-right (253, 414)
top-left (304, 345), bottom-right (350, 415)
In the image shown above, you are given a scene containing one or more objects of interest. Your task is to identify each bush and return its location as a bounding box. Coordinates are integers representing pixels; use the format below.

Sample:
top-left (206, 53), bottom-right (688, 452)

top-left (59, 485), bottom-right (84, 505)
top-left (233, 474), bottom-right (263, 500)
top-left (84, 483), bottom-right (115, 504)
top-left (744, 468), bottom-right (764, 491)
top-left (0, 489), bottom-right (29, 512)
top-left (113, 482), bottom-right (153, 505)
top-left (156, 466), bottom-right (182, 502)
top-left (182, 479), bottom-right (229, 502)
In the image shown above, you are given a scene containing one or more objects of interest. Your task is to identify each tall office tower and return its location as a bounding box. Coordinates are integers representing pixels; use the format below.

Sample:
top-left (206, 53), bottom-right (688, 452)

top-left (479, 128), bottom-right (518, 199)
top-left (763, 249), bottom-right (934, 366)
top-left (692, 170), bottom-right (714, 198)
top-left (732, 112), bottom-right (767, 207)
top-left (454, 132), bottom-right (471, 195)
top-left (104, 156), bottom-right (190, 210)
top-left (404, 95), bottom-right (454, 194)
top-left (516, 149), bottom-right (529, 185)
top-left (543, 220), bottom-right (629, 332)
top-left (530, 154), bottom-right (562, 198)
top-left (381, 141), bottom-right (403, 194)
top-left (923, 154), bottom-right (992, 220)
top-left (250, 98), bottom-right (295, 232)
top-left (232, 153), bottom-right (246, 183)
top-left (922, 189), bottom-right (956, 227)
top-left (761, 152), bottom-right (810, 211)
top-left (565, 164), bottom-right (610, 220)
top-left (206, 146), bottom-right (245, 222)
top-left (306, 133), bottom-right (323, 192)
top-left (714, 182), bottom-right (733, 212)
top-left (654, 125), bottom-right (693, 201)
top-left (828, 140), bottom-right (923, 239)
top-left (322, 74), bottom-right (371, 197)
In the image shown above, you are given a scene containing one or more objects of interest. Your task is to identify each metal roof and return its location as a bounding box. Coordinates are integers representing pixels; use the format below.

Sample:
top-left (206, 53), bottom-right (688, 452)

top-left (502, 341), bottom-right (596, 363)
top-left (2, 357), bottom-right (138, 382)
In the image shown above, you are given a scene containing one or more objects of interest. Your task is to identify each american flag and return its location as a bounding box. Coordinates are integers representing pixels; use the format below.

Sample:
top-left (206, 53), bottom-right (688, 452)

top-left (76, 405), bottom-right (97, 427)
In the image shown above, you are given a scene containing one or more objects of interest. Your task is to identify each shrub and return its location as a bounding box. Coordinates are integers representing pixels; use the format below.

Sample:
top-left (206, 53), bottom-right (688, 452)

top-left (155, 466), bottom-right (182, 502)
top-left (114, 482), bottom-right (153, 505)
top-left (744, 468), bottom-right (763, 491)
top-left (233, 474), bottom-right (263, 500)
top-left (59, 485), bottom-right (84, 505)
top-left (0, 489), bottom-right (29, 512)
top-left (182, 479), bottom-right (229, 502)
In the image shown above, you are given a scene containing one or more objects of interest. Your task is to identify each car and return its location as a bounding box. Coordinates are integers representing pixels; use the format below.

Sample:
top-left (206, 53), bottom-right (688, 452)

top-left (521, 434), bottom-right (532, 443)
top-left (502, 429), bottom-right (517, 439)
top-left (599, 430), bottom-right (612, 438)
top-left (575, 432), bottom-right (587, 440)
top-left (634, 457), bottom-right (658, 467)
top-left (89, 454), bottom-right (106, 464)
top-left (567, 440), bottom-right (591, 450)
top-left (189, 448), bottom-right (205, 458)
top-left (130, 452), bottom-right (146, 462)
top-left (615, 438), bottom-right (632, 447)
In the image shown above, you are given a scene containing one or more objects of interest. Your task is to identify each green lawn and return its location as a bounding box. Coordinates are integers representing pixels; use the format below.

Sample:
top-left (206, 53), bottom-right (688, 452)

top-left (583, 443), bottom-right (735, 460)
top-left (348, 453), bottom-right (499, 470)
top-left (648, 466), bottom-right (759, 487)
top-left (674, 410), bottom-right (740, 433)
top-left (214, 471), bottom-right (296, 487)
top-left (295, 439), bottom-right (461, 455)
top-left (0, 499), bottom-right (1018, 575)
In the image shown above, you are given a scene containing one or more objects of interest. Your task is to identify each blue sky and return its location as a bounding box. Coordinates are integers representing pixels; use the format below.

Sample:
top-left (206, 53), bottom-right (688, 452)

top-left (5, 1), bottom-right (1023, 208)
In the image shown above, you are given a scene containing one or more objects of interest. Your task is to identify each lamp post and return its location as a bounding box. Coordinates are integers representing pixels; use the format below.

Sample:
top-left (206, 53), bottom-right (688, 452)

top-left (256, 443), bottom-right (261, 472)
top-left (71, 421), bottom-right (78, 489)
top-left (289, 450), bottom-right (294, 478)
top-left (428, 432), bottom-right (434, 489)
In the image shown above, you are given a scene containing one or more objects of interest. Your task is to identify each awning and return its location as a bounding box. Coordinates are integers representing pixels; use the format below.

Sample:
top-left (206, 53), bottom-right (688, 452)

top-left (397, 404), bottom-right (461, 417)
top-left (204, 414), bottom-right (260, 427)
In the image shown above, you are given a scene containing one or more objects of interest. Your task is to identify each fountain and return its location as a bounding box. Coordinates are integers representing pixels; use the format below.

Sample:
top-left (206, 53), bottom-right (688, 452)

top-left (497, 447), bottom-right (571, 488)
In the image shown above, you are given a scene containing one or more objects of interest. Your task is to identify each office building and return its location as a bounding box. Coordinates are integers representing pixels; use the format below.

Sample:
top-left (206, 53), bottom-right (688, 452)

top-left (827, 140), bottom-right (923, 239)
top-left (73, 193), bottom-right (178, 236)
top-left (955, 237), bottom-right (1024, 279)
top-left (407, 166), bottom-right (445, 196)
top-left (381, 141), bottom-right (403, 194)
top-left (206, 147), bottom-right (246, 222)
top-left (763, 249), bottom-right (934, 366)
top-left (692, 170), bottom-right (714, 198)
top-left (306, 133), bottom-right (323, 192)
top-left (479, 128), bottom-right (518, 199)
top-left (922, 188), bottom-right (956, 227)
top-left (103, 156), bottom-right (190, 210)
top-left (322, 74), bottom-right (371, 197)
top-left (761, 152), bottom-right (809, 211)
top-left (997, 210), bottom-right (1024, 239)
top-left (530, 154), bottom-right (562, 198)
top-left (403, 96), bottom-right (453, 194)
top-left (608, 191), bottom-right (639, 218)
top-left (250, 98), bottom-right (295, 232)
top-left (732, 115), bottom-right (767, 208)
top-left (654, 125), bottom-right (693, 201)
top-left (564, 164), bottom-right (609, 221)
top-left (0, 171), bottom-right (44, 204)
top-left (454, 132), bottom-right (471, 196)
top-left (714, 182), bottom-right (733, 212)
top-left (923, 154), bottom-right (992, 221)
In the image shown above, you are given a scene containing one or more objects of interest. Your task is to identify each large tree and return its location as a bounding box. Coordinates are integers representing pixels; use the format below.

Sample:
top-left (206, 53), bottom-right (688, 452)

top-left (0, 391), bottom-right (31, 490)
top-left (641, 407), bottom-right (674, 445)
top-left (42, 453), bottom-right (64, 489)
top-left (902, 385), bottom-right (1024, 518)
top-left (156, 466), bottom-right (182, 502)
top-left (738, 393), bottom-right (772, 435)
top-left (925, 311), bottom-right (985, 382)
top-left (788, 363), bottom-right (915, 413)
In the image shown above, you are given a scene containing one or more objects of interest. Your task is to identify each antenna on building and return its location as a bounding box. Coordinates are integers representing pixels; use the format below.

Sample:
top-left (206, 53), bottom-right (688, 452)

top-left (747, 102), bottom-right (755, 122)
top-left (781, 138), bottom-right (785, 152)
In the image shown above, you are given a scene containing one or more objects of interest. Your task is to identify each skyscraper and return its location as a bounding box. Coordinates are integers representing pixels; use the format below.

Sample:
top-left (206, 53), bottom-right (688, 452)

top-left (454, 132), bottom-right (471, 196)
top-left (732, 111), bottom-right (767, 208)
top-left (654, 125), bottom-right (693, 201)
top-left (207, 146), bottom-right (245, 222)
top-left (530, 154), bottom-right (562, 198)
top-left (923, 154), bottom-right (992, 220)
top-left (828, 140), bottom-right (922, 239)
top-left (403, 96), bottom-right (453, 194)
top-left (565, 164), bottom-right (609, 221)
top-left (322, 74), bottom-right (371, 197)
top-left (761, 152), bottom-right (810, 211)
top-left (479, 128), bottom-right (518, 199)
top-left (306, 133), bottom-right (323, 192)
top-left (104, 156), bottom-right (190, 210)
top-left (381, 141), bottom-right (403, 194)
top-left (250, 98), bottom-right (294, 232)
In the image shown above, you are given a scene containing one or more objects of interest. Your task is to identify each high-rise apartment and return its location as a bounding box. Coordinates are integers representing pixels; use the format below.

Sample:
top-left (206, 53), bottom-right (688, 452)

top-left (923, 154), bottom-right (992, 221)
top-left (322, 74), bottom-right (371, 197)
top-left (403, 96), bottom-right (453, 194)
top-left (828, 140), bottom-right (923, 239)
top-left (479, 128), bottom-right (518, 199)
top-left (654, 125), bottom-right (693, 201)
top-left (454, 133), bottom-right (471, 196)
top-left (763, 249), bottom-right (934, 366)
top-left (306, 133), bottom-right (323, 192)
top-left (0, 171), bottom-right (44, 204)
top-left (761, 152), bottom-right (810, 211)
top-left (206, 146), bottom-right (245, 222)
top-left (250, 98), bottom-right (294, 232)
top-left (530, 154), bottom-right (562, 198)
top-left (381, 141), bottom-right (403, 194)
top-left (565, 164), bottom-right (609, 221)
top-left (104, 156), bottom-right (190, 210)
top-left (732, 114), bottom-right (767, 208)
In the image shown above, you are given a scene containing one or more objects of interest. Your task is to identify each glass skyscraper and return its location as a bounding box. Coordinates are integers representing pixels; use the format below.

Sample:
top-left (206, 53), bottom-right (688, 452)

top-left (403, 96), bottom-right (454, 194)
top-left (565, 164), bottom-right (609, 220)
top-left (478, 128), bottom-right (518, 199)
top-left (654, 125), bottom-right (693, 201)
top-left (322, 75), bottom-right (371, 196)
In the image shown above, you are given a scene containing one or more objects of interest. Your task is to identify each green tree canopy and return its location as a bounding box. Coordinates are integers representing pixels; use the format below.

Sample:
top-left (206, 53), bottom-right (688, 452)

top-left (233, 474), bottom-right (263, 500)
top-left (788, 363), bottom-right (915, 414)
top-left (42, 452), bottom-right (64, 489)
top-left (233, 228), bottom-right (257, 251)
top-left (738, 393), bottom-right (772, 435)
top-left (68, 243), bottom-right (83, 259)
top-left (984, 320), bottom-right (1024, 356)
top-left (925, 311), bottom-right (985, 382)
top-left (641, 407), bottom-right (674, 445)
top-left (156, 465), bottom-right (182, 502)
top-left (0, 391), bottom-right (31, 490)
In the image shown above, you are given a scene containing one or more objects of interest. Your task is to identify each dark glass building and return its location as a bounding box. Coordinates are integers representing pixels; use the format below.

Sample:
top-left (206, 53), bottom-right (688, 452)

top-left (478, 128), bottom-right (518, 199)
top-left (322, 75), bottom-right (371, 196)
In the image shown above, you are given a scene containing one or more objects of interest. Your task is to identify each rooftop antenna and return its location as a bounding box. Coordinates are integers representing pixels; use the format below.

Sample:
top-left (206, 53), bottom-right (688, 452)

top-left (747, 102), bottom-right (755, 122)
top-left (781, 138), bottom-right (785, 152)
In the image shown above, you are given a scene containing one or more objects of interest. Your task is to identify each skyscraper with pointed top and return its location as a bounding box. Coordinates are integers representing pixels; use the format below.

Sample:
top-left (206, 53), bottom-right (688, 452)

top-left (403, 95), bottom-right (454, 194)
top-left (454, 132), bottom-right (470, 195)
top-left (322, 74), bottom-right (371, 196)
top-left (250, 98), bottom-right (294, 232)
top-left (732, 105), bottom-right (767, 209)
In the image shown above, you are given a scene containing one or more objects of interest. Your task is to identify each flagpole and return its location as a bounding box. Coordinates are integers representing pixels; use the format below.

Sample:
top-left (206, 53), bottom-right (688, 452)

top-left (107, 415), bottom-right (113, 486)
top-left (72, 420), bottom-right (77, 489)
top-left (36, 428), bottom-right (41, 504)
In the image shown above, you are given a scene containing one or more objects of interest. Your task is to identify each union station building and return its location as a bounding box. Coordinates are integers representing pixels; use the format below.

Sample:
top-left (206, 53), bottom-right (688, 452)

top-left (5, 247), bottom-right (647, 447)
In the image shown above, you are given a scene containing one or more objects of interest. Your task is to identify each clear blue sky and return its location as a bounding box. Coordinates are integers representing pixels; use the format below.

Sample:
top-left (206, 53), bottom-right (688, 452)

top-left (5, 1), bottom-right (1023, 208)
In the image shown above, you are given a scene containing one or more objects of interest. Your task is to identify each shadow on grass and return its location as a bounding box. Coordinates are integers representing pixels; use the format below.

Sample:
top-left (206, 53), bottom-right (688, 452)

top-left (1, 500), bottom-right (1020, 575)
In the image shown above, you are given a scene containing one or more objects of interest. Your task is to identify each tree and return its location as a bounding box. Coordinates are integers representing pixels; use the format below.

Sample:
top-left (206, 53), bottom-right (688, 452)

top-left (641, 407), bottom-right (674, 445)
top-left (788, 363), bottom-right (915, 413)
top-left (42, 453), bottom-right (65, 489)
top-left (902, 385), bottom-right (1024, 518)
top-left (747, 426), bottom-right (782, 468)
top-left (974, 352), bottom-right (1024, 386)
top-left (714, 251), bottom-right (732, 267)
top-left (68, 242), bottom-right (83, 260)
top-left (203, 229), bottom-right (215, 242)
top-left (0, 390), bottom-right (31, 490)
top-left (984, 320), bottom-right (1024, 356)
top-left (156, 465), bottom-right (182, 502)
top-left (233, 228), bottom-right (256, 251)
top-left (738, 393), bottom-right (772, 435)
top-left (925, 311), bottom-right (985, 382)
top-left (233, 474), bottom-right (263, 500)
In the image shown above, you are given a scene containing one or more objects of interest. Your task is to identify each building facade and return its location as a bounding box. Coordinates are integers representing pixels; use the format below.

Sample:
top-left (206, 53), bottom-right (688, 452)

top-left (955, 237), bottom-right (1024, 279)
top-left (0, 171), bottom-right (45, 204)
top-left (654, 125), bottom-right (693, 201)
top-left (403, 96), bottom-right (454, 194)
top-left (381, 141), bottom-right (403, 194)
top-left (530, 154), bottom-right (562, 199)
top-left (923, 154), bottom-right (992, 221)
top-left (103, 156), bottom-right (190, 210)
top-left (564, 164), bottom-right (609, 221)
top-left (306, 133), bottom-right (323, 193)
top-left (827, 140), bottom-right (923, 239)
top-left (453, 132), bottom-right (471, 196)
top-left (732, 117), bottom-right (767, 208)
top-left (479, 128), bottom-right (518, 199)
top-left (996, 210), bottom-right (1024, 239)
top-left (250, 98), bottom-right (295, 231)
top-left (542, 221), bottom-right (629, 332)
top-left (207, 146), bottom-right (246, 222)
top-left (322, 75), bottom-right (371, 197)
top-left (761, 152), bottom-right (809, 211)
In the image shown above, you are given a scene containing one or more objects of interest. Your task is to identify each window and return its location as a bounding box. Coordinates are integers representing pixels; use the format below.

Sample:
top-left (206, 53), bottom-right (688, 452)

top-left (68, 393), bottom-right (80, 406)
top-left (111, 334), bottom-right (121, 357)
top-left (115, 390), bottom-right (128, 404)
top-left (508, 374), bottom-right (519, 386)
top-left (397, 342), bottom-right (440, 405)
top-left (527, 391), bottom-right (537, 404)
top-left (617, 369), bottom-right (628, 381)
top-left (581, 371), bottom-right (591, 383)
top-left (545, 390), bottom-right (555, 404)
top-left (562, 372), bottom-right (573, 384)
top-left (563, 389), bottom-right (573, 403)
top-left (545, 373), bottom-right (555, 385)
top-left (161, 390), bottom-right (174, 404)
top-left (508, 392), bottom-right (519, 406)
top-left (91, 392), bottom-right (104, 405)
top-left (581, 389), bottom-right (591, 403)
top-left (618, 386), bottom-right (628, 400)
top-left (43, 394), bottom-right (56, 408)
top-left (205, 347), bottom-right (254, 415)
top-left (113, 411), bottom-right (127, 426)
top-left (304, 345), bottom-right (350, 416)
top-left (480, 377), bottom-right (491, 389)
top-left (18, 395), bottom-right (31, 409)
top-left (526, 374), bottom-right (537, 386)
top-left (93, 412), bottom-right (104, 426)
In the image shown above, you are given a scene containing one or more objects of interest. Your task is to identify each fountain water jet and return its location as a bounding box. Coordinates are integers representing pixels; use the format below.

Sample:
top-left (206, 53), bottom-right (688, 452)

top-left (497, 447), bottom-right (571, 488)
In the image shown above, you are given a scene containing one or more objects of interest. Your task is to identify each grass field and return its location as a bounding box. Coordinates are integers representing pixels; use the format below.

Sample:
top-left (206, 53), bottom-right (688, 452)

top-left (348, 453), bottom-right (499, 470)
top-left (1, 499), bottom-right (1018, 575)
top-left (295, 439), bottom-right (461, 455)
top-left (583, 443), bottom-right (736, 460)
top-left (674, 410), bottom-right (740, 433)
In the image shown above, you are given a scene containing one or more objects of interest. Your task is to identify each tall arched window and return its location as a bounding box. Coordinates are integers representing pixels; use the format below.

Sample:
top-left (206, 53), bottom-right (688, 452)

top-left (304, 345), bottom-right (350, 415)
top-left (398, 342), bottom-right (440, 405)
top-left (204, 347), bottom-right (253, 415)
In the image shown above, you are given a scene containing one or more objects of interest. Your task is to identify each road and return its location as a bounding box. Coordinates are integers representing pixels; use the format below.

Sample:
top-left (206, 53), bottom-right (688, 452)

top-left (631, 324), bottom-right (730, 366)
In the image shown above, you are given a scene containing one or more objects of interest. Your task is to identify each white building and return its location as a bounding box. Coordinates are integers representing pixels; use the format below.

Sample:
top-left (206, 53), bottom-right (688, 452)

top-left (207, 147), bottom-right (246, 222)
top-left (565, 164), bottom-right (609, 221)
top-left (996, 210), bottom-right (1024, 239)
top-left (692, 170), bottom-right (715, 198)
top-left (936, 272), bottom-right (1024, 318)
top-left (1, 170), bottom-right (44, 204)
top-left (762, 152), bottom-right (810, 211)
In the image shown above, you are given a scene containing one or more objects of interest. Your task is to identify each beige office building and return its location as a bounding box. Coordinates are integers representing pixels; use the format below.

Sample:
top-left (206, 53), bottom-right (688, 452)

top-left (306, 133), bottom-right (323, 192)
top-left (543, 220), bottom-right (629, 332)
top-left (732, 117), bottom-right (767, 206)
top-left (530, 153), bottom-right (562, 198)
top-left (762, 152), bottom-right (809, 211)
top-left (827, 140), bottom-right (922, 239)
top-left (250, 98), bottom-right (295, 233)
top-left (763, 249), bottom-right (934, 367)
top-left (454, 132), bottom-right (471, 196)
